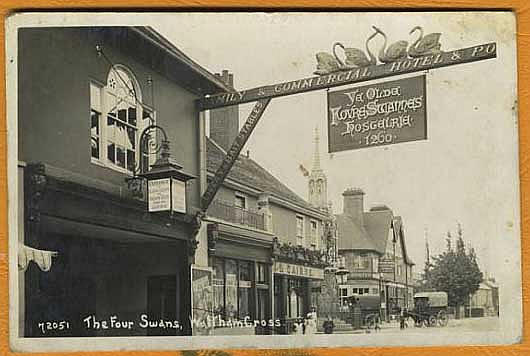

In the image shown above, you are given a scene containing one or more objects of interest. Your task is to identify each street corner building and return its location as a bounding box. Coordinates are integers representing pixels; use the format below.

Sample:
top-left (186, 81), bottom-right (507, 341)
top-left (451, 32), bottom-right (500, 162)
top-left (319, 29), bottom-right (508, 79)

top-left (16, 26), bottom-right (232, 337)
top-left (189, 92), bottom-right (338, 335)
top-left (335, 188), bottom-right (415, 324)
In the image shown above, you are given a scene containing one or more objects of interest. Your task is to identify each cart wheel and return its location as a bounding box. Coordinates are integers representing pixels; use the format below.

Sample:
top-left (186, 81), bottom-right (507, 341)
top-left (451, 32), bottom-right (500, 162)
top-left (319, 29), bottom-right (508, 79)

top-left (422, 319), bottom-right (429, 328)
top-left (438, 311), bottom-right (448, 327)
top-left (428, 315), bottom-right (437, 327)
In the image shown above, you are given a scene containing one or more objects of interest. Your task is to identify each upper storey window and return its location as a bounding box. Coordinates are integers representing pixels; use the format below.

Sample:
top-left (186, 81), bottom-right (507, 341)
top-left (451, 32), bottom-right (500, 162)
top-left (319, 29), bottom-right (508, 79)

top-left (90, 66), bottom-right (153, 174)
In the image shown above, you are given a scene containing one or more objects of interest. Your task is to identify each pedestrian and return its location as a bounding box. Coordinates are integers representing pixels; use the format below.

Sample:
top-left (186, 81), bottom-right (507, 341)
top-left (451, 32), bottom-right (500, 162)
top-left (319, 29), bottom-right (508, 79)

top-left (323, 315), bottom-right (335, 334)
top-left (399, 307), bottom-right (406, 330)
top-left (374, 315), bottom-right (381, 332)
top-left (293, 318), bottom-right (304, 335)
top-left (305, 312), bottom-right (317, 334)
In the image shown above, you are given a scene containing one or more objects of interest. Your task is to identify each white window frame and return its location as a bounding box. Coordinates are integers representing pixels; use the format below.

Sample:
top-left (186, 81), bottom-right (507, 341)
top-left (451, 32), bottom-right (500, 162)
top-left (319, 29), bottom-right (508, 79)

top-left (89, 65), bottom-right (154, 175)
top-left (309, 219), bottom-right (318, 249)
top-left (90, 81), bottom-right (104, 165)
top-left (296, 214), bottom-right (305, 247)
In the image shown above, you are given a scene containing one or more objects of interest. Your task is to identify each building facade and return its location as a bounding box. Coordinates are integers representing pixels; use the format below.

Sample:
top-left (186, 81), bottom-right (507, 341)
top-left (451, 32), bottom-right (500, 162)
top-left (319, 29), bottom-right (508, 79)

top-left (17, 27), bottom-right (229, 337)
top-left (335, 188), bottom-right (414, 320)
top-left (469, 278), bottom-right (499, 317)
top-left (191, 90), bottom-right (335, 334)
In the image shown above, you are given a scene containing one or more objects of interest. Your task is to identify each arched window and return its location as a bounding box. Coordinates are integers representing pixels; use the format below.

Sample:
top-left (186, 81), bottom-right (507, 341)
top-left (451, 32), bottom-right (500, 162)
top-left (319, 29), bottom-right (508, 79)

top-left (90, 65), bottom-right (153, 173)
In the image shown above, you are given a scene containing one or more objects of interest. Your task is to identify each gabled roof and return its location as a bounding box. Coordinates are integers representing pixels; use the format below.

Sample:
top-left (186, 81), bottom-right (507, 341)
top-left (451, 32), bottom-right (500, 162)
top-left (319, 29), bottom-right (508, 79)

top-left (336, 214), bottom-right (377, 251)
top-left (206, 137), bottom-right (322, 214)
top-left (364, 209), bottom-right (394, 253)
top-left (392, 216), bottom-right (414, 265)
top-left (484, 279), bottom-right (498, 289)
top-left (336, 208), bottom-right (393, 254)
top-left (337, 206), bottom-right (414, 265)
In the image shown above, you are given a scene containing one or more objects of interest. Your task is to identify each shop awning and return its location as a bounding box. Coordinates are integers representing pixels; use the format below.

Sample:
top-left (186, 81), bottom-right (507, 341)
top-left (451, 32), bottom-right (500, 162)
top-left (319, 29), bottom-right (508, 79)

top-left (18, 243), bottom-right (58, 272)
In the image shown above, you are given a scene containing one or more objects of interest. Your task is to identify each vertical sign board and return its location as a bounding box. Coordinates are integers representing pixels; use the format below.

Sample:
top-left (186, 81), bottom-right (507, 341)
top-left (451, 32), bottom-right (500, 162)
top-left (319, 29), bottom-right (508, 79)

top-left (147, 178), bottom-right (187, 213)
top-left (148, 178), bottom-right (171, 212)
top-left (328, 75), bottom-right (427, 153)
top-left (171, 178), bottom-right (186, 214)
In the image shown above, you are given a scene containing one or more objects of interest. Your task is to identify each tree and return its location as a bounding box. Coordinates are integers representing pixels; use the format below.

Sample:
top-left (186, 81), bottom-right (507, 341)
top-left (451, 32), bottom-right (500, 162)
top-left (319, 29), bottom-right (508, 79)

top-left (421, 225), bottom-right (483, 318)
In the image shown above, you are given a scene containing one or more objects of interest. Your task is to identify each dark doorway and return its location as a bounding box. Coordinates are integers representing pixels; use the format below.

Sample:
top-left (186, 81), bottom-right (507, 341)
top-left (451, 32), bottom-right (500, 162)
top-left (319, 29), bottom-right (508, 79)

top-left (147, 274), bottom-right (179, 336)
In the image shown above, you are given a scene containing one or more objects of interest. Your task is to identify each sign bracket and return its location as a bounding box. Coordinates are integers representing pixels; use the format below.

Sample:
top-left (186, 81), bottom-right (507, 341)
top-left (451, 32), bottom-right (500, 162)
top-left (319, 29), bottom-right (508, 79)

top-left (200, 98), bottom-right (272, 211)
top-left (199, 42), bottom-right (497, 212)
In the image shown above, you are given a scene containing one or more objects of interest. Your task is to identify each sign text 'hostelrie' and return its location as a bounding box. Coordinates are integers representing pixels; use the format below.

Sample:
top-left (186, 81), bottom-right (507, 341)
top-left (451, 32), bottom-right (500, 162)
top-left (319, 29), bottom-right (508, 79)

top-left (328, 75), bottom-right (426, 152)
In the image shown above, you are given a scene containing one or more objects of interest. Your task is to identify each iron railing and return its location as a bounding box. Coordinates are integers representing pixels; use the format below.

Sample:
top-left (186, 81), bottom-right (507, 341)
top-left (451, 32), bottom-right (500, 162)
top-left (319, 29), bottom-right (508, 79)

top-left (208, 199), bottom-right (265, 230)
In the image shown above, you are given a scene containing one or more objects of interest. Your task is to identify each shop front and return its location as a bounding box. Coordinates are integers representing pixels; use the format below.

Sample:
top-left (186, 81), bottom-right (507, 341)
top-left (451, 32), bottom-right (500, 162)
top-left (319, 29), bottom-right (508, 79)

top-left (202, 222), bottom-right (274, 335)
top-left (272, 260), bottom-right (325, 334)
top-left (21, 163), bottom-right (200, 337)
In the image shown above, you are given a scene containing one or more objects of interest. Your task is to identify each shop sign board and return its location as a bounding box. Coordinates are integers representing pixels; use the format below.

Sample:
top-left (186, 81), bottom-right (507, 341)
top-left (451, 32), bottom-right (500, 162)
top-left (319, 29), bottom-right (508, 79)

top-left (379, 266), bottom-right (394, 274)
top-left (171, 178), bottom-right (186, 213)
top-left (148, 178), bottom-right (187, 213)
top-left (379, 258), bottom-right (395, 273)
top-left (197, 42), bottom-right (496, 111)
top-left (328, 75), bottom-right (426, 152)
top-left (147, 178), bottom-right (171, 212)
top-left (273, 261), bottom-right (324, 280)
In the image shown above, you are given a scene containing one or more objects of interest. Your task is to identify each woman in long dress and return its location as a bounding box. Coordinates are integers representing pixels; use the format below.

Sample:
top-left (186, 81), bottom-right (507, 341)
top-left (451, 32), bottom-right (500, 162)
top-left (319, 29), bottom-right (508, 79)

top-left (305, 312), bottom-right (317, 334)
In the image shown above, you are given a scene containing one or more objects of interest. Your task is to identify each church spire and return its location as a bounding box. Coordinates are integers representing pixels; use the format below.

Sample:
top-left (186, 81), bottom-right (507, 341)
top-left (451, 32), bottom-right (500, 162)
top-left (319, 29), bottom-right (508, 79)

top-left (312, 126), bottom-right (322, 172)
top-left (308, 125), bottom-right (328, 210)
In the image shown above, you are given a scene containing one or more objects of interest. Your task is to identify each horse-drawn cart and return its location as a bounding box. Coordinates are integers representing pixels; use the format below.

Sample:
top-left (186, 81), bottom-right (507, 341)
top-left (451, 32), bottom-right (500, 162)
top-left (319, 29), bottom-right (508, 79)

top-left (407, 292), bottom-right (449, 327)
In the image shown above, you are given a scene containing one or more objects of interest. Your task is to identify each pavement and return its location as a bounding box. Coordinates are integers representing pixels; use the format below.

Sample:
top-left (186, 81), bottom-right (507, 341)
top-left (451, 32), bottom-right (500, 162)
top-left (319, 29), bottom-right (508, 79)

top-left (318, 316), bottom-right (500, 334)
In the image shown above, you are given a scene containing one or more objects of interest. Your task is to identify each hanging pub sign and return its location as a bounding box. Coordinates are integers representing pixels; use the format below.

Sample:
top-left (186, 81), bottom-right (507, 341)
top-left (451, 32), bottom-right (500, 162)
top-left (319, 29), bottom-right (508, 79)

top-left (328, 75), bottom-right (427, 153)
top-left (171, 178), bottom-right (186, 213)
top-left (148, 178), bottom-right (171, 212)
top-left (147, 178), bottom-right (187, 213)
top-left (378, 258), bottom-right (395, 274)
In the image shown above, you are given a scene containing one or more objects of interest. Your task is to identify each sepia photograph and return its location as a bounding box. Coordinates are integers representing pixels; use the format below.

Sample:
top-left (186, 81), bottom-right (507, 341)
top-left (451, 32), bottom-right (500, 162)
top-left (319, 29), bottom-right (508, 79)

top-left (6, 11), bottom-right (521, 352)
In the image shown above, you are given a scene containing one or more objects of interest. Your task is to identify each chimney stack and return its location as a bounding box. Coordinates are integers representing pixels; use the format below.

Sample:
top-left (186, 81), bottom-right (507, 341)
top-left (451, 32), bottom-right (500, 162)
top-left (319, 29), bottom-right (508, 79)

top-left (210, 70), bottom-right (239, 152)
top-left (342, 188), bottom-right (365, 226)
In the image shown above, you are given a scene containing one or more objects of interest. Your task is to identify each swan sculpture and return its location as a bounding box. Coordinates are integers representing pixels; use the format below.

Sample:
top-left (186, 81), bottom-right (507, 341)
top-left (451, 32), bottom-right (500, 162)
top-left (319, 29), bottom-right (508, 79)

top-left (314, 52), bottom-right (341, 75)
top-left (408, 26), bottom-right (442, 57)
top-left (332, 30), bottom-right (378, 69)
top-left (372, 26), bottom-right (409, 64)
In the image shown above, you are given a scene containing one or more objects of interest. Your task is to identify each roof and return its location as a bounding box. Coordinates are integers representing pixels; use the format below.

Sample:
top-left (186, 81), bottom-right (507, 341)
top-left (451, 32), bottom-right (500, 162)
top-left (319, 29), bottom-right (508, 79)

top-left (132, 27), bottom-right (232, 94)
top-left (414, 292), bottom-right (448, 307)
top-left (336, 208), bottom-right (393, 253)
top-left (484, 279), bottom-right (498, 288)
top-left (336, 207), bottom-right (414, 265)
top-left (478, 282), bottom-right (492, 290)
top-left (206, 137), bottom-right (323, 215)
top-left (90, 26), bottom-right (232, 96)
top-left (391, 216), bottom-right (414, 265)
top-left (335, 214), bottom-right (378, 251)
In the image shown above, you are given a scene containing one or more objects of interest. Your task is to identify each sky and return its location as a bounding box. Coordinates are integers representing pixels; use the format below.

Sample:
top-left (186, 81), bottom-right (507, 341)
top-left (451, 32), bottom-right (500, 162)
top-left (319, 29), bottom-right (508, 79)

top-left (151, 12), bottom-right (518, 278)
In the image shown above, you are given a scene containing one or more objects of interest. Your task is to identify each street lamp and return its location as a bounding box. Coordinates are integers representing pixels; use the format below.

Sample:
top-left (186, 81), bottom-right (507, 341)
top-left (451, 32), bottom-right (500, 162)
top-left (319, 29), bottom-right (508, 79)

top-left (97, 44), bottom-right (196, 215)
top-left (336, 256), bottom-right (349, 284)
top-left (126, 125), bottom-right (195, 213)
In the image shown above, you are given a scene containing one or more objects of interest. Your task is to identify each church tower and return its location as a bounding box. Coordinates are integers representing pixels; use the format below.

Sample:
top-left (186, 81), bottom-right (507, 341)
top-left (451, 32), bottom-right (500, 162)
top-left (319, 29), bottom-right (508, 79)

top-left (308, 126), bottom-right (328, 210)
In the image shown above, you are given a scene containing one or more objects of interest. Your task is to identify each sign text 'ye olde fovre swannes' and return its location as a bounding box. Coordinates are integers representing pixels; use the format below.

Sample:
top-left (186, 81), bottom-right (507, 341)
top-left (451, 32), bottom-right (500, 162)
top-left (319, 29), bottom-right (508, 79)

top-left (328, 75), bottom-right (426, 152)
